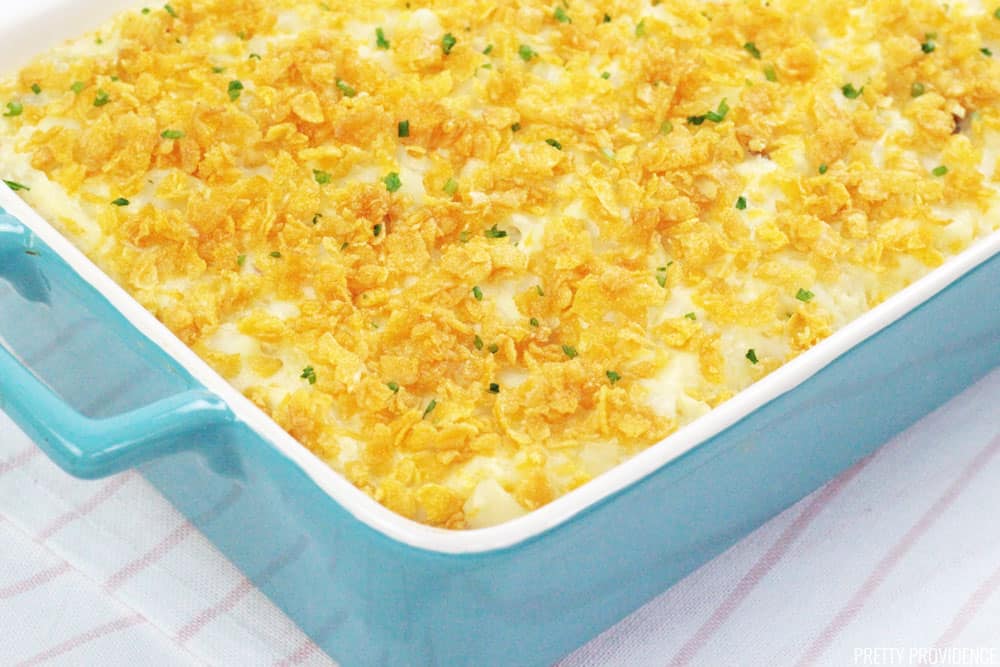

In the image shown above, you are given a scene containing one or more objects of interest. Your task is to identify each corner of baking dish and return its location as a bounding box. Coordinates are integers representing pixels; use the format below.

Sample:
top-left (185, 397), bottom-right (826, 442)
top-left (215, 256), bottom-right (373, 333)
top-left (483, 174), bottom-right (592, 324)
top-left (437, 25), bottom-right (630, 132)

top-left (4, 185), bottom-right (998, 555)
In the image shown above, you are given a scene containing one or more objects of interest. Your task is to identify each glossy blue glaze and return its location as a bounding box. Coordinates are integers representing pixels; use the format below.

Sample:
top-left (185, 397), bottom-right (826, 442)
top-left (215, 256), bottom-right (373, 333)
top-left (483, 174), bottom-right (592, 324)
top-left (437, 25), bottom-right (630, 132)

top-left (1, 204), bottom-right (997, 666)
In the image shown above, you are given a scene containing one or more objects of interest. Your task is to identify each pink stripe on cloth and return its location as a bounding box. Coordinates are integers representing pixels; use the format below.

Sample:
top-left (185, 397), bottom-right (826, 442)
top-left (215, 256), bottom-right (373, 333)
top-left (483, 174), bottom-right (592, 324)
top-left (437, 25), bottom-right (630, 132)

top-left (274, 637), bottom-right (322, 667)
top-left (935, 559), bottom-right (1000, 647)
top-left (0, 562), bottom-right (72, 599)
top-left (795, 433), bottom-right (1000, 666)
top-left (36, 474), bottom-right (132, 542)
top-left (14, 614), bottom-right (146, 667)
top-left (0, 448), bottom-right (39, 476)
top-left (104, 484), bottom-right (242, 592)
top-left (177, 536), bottom-right (308, 644)
top-left (667, 454), bottom-right (874, 667)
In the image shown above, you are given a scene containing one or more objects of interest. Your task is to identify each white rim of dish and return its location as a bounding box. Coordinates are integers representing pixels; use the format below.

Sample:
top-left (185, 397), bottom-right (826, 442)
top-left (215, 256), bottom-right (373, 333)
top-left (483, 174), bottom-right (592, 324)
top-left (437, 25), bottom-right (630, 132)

top-left (3, 186), bottom-right (998, 554)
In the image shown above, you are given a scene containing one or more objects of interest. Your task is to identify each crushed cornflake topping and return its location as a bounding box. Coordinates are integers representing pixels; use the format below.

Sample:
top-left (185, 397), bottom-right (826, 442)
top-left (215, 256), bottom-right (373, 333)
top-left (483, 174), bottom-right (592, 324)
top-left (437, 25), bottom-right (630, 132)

top-left (2, 0), bottom-right (999, 529)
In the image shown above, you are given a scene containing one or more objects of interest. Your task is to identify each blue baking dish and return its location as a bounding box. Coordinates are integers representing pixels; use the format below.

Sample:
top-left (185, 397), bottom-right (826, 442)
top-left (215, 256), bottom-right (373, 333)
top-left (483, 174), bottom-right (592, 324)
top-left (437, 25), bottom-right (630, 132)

top-left (2, 180), bottom-right (999, 664)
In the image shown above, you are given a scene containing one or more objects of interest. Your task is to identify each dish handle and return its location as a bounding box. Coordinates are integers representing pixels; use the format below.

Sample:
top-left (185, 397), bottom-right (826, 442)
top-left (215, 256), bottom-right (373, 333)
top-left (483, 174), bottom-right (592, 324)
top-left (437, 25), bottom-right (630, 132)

top-left (0, 211), bottom-right (233, 478)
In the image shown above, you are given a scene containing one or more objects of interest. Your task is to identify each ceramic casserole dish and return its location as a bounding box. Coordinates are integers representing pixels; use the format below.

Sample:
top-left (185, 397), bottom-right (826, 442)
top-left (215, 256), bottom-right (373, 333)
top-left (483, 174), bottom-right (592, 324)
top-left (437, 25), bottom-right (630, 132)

top-left (1, 1), bottom-right (999, 665)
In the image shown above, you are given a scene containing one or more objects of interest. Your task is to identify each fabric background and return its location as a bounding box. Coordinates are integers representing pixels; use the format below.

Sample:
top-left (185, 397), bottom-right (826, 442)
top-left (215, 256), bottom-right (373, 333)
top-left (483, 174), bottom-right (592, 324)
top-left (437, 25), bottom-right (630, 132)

top-left (1, 368), bottom-right (998, 666)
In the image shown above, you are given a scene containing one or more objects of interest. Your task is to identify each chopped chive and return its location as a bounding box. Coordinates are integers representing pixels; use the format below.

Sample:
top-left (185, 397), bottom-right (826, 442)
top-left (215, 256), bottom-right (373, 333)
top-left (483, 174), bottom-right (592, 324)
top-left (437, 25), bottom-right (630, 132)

top-left (705, 98), bottom-right (729, 122)
top-left (300, 366), bottom-right (317, 384)
top-left (30, 84), bottom-right (41, 95)
top-left (842, 83), bottom-right (863, 99)
top-left (603, 13), bottom-right (612, 23)
top-left (70, 81), bottom-right (85, 94)
top-left (270, 251), bottom-right (282, 258)
top-left (313, 169), bottom-right (331, 185)
top-left (164, 3), bottom-right (177, 17)
top-left (422, 399), bottom-right (437, 418)
top-left (981, 47), bottom-right (993, 56)
top-left (227, 80), bottom-right (244, 100)
top-left (932, 165), bottom-right (948, 177)
top-left (554, 6), bottom-right (571, 23)
top-left (336, 79), bottom-right (357, 97)
top-left (111, 197), bottom-right (130, 206)
top-left (995, 7), bottom-right (1000, 19)
top-left (489, 382), bottom-right (500, 393)
top-left (474, 334), bottom-right (484, 350)
top-left (93, 90), bottom-right (111, 107)
top-left (237, 30), bottom-right (247, 40)
top-left (606, 370), bottom-right (621, 384)
top-left (763, 64), bottom-right (778, 82)
top-left (660, 120), bottom-right (673, 135)
top-left (511, 122), bottom-right (522, 132)
top-left (459, 230), bottom-right (471, 242)
top-left (819, 163), bottom-right (828, 175)
top-left (487, 343), bottom-right (499, 354)
top-left (655, 266), bottom-right (667, 288)
top-left (518, 44), bottom-right (537, 61)
top-left (312, 213), bottom-right (323, 225)
top-left (373, 223), bottom-right (383, 236)
top-left (536, 285), bottom-right (544, 296)
top-left (397, 119), bottom-right (410, 137)
top-left (382, 171), bottom-right (402, 192)
top-left (743, 42), bottom-right (761, 59)
top-left (160, 129), bottom-right (184, 139)
top-left (635, 18), bottom-right (646, 37)
top-left (601, 71), bottom-right (611, 80)
top-left (442, 33), bottom-right (457, 55)
top-left (684, 312), bottom-right (697, 320)
top-left (529, 317), bottom-right (540, 327)
top-left (3, 102), bottom-right (23, 117)
top-left (248, 53), bottom-right (262, 60)
top-left (387, 381), bottom-right (400, 393)
top-left (142, 7), bottom-right (150, 14)
top-left (472, 285), bottom-right (484, 301)
top-left (212, 66), bottom-right (225, 73)
top-left (562, 344), bottom-right (578, 359)
top-left (911, 82), bottom-right (925, 97)
top-left (483, 44), bottom-right (494, 55)
top-left (921, 40), bottom-right (936, 54)
top-left (545, 138), bottom-right (562, 150)
top-left (443, 177), bottom-right (459, 195)
top-left (237, 254), bottom-right (246, 267)
top-left (3, 180), bottom-right (29, 191)
top-left (735, 195), bottom-right (747, 210)
top-left (484, 223), bottom-right (507, 238)
top-left (795, 287), bottom-right (814, 302)
top-left (375, 27), bottom-right (390, 49)
top-left (746, 348), bottom-right (759, 364)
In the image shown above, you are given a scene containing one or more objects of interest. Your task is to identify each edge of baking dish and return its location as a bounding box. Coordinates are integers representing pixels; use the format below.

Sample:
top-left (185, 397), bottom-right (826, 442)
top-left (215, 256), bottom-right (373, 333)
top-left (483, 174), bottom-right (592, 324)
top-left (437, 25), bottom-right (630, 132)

top-left (2, 181), bottom-right (998, 555)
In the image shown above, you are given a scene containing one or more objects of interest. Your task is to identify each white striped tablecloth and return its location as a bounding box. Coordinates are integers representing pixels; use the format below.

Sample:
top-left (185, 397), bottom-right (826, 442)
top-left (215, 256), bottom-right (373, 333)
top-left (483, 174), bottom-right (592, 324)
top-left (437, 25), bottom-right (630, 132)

top-left (2, 368), bottom-right (998, 666)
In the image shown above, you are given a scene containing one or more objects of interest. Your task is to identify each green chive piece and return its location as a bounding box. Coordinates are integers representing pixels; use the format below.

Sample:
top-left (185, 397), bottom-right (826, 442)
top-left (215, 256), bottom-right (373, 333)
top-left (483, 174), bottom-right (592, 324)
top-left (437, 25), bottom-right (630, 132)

top-left (237, 254), bottom-right (246, 267)
top-left (603, 13), bottom-right (612, 23)
top-left (3, 180), bottom-right (30, 191)
top-left (995, 7), bottom-right (1000, 19)
top-left (545, 138), bottom-right (562, 150)
top-left (71, 81), bottom-right (86, 94)
top-left (484, 224), bottom-right (507, 238)
top-left (511, 122), bottom-right (522, 132)
top-left (743, 42), bottom-right (761, 59)
top-left (93, 90), bottom-right (110, 107)
top-left (911, 82), bottom-right (926, 97)
top-left (746, 349), bottom-right (759, 364)
top-left (442, 33), bottom-right (457, 55)
top-left (422, 399), bottom-right (437, 418)
top-left (336, 79), bottom-right (357, 97)
top-left (483, 44), bottom-right (494, 55)
top-left (655, 266), bottom-right (667, 288)
top-left (382, 171), bottom-right (402, 192)
top-left (554, 6), bottom-right (571, 23)
top-left (706, 98), bottom-right (729, 123)
top-left (932, 165), bottom-right (948, 177)
top-left (489, 382), bottom-right (500, 393)
top-left (387, 381), bottom-right (400, 393)
top-left (3, 102), bottom-right (23, 117)
top-left (30, 84), bottom-right (41, 95)
top-left (111, 197), bottom-right (130, 206)
top-left (981, 47), bottom-right (993, 57)
top-left (373, 223), bottom-right (383, 236)
top-left (601, 71), bottom-right (611, 80)
top-left (474, 335), bottom-right (484, 350)
top-left (819, 163), bottom-right (828, 175)
top-left (796, 287), bottom-right (815, 302)
top-left (684, 312), bottom-right (697, 320)
top-left (248, 53), bottom-right (262, 61)
top-left (312, 213), bottom-right (323, 225)
top-left (398, 119), bottom-right (410, 137)
top-left (660, 120), bottom-right (673, 135)
top-left (142, 8), bottom-right (151, 14)
top-left (443, 178), bottom-right (459, 195)
top-left (300, 366), bottom-right (317, 384)
top-left (472, 285), bottom-right (484, 301)
top-left (212, 66), bottom-right (225, 73)
top-left (764, 64), bottom-right (778, 82)
top-left (536, 285), bottom-right (544, 296)
top-left (842, 83), bottom-right (863, 99)
top-left (313, 169), bottom-right (331, 185)
top-left (921, 40), bottom-right (936, 54)
top-left (459, 230), bottom-right (471, 242)
top-left (270, 251), bottom-right (282, 258)
top-left (562, 344), bottom-right (578, 359)
top-left (488, 343), bottom-right (499, 354)
top-left (164, 3), bottom-right (177, 17)
top-left (160, 129), bottom-right (184, 139)
top-left (519, 44), bottom-right (537, 61)
top-left (376, 27), bottom-right (390, 49)
top-left (227, 80), bottom-right (244, 101)
top-left (736, 195), bottom-right (747, 210)
top-left (606, 370), bottom-right (621, 384)
top-left (635, 18), bottom-right (646, 37)
top-left (530, 317), bottom-right (540, 327)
